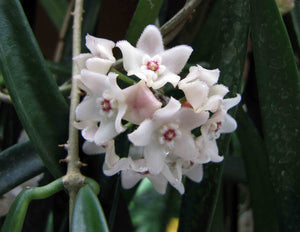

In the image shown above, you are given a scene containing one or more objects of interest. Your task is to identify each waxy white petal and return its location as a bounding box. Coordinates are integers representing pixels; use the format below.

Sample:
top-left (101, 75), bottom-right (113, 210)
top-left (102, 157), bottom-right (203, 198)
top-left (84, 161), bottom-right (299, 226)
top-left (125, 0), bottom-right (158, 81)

top-left (178, 107), bottom-right (209, 131)
top-left (128, 120), bottom-right (154, 146)
top-left (94, 121), bottom-right (118, 145)
top-left (148, 175), bottom-right (168, 195)
top-left (121, 170), bottom-right (143, 189)
top-left (116, 40), bottom-right (144, 72)
top-left (160, 45), bottom-right (193, 74)
top-left (85, 34), bottom-right (115, 62)
top-left (151, 72), bottom-right (180, 89)
top-left (86, 57), bottom-right (114, 74)
top-left (184, 163), bottom-right (203, 182)
top-left (144, 142), bottom-right (166, 175)
top-left (82, 141), bottom-right (106, 155)
top-left (80, 69), bottom-right (109, 94)
top-left (76, 98), bottom-right (101, 121)
top-left (136, 25), bottom-right (164, 56)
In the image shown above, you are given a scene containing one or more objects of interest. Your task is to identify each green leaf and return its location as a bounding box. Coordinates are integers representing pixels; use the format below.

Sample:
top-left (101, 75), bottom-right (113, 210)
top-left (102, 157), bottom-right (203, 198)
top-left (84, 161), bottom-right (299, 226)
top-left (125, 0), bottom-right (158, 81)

top-left (0, 0), bottom-right (69, 178)
top-left (291, 2), bottom-right (300, 49)
top-left (236, 108), bottom-right (280, 232)
top-left (71, 185), bottom-right (109, 232)
top-left (178, 0), bottom-right (250, 231)
top-left (1, 178), bottom-right (64, 232)
top-left (0, 141), bottom-right (44, 196)
top-left (250, 0), bottom-right (300, 230)
top-left (38, 0), bottom-right (68, 30)
top-left (45, 211), bottom-right (54, 232)
top-left (125, 0), bottom-right (164, 44)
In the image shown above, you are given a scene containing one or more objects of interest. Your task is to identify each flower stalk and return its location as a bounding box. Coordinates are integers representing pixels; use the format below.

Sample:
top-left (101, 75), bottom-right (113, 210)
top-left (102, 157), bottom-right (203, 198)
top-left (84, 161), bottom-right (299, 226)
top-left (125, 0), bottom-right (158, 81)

top-left (63, 0), bottom-right (85, 226)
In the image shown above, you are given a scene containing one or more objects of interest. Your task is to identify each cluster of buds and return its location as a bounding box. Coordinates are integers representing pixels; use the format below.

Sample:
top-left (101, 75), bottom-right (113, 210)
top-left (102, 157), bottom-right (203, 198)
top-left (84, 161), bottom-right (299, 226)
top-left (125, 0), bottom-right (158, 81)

top-left (74, 25), bottom-right (240, 194)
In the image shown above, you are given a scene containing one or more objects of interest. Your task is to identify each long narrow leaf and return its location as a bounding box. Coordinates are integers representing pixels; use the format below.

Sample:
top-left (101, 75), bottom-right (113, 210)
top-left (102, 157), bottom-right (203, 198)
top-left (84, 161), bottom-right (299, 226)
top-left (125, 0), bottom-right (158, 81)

top-left (178, 0), bottom-right (250, 231)
top-left (38, 0), bottom-right (68, 30)
top-left (125, 0), bottom-right (164, 44)
top-left (0, 0), bottom-right (69, 178)
top-left (236, 108), bottom-right (280, 232)
top-left (72, 185), bottom-right (109, 232)
top-left (250, 0), bottom-right (300, 229)
top-left (0, 141), bottom-right (44, 196)
top-left (291, 2), bottom-right (300, 49)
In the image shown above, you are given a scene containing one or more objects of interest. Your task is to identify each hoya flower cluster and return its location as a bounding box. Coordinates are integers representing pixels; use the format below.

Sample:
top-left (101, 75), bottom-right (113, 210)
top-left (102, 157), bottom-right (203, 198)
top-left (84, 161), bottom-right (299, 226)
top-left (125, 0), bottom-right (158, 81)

top-left (74, 25), bottom-right (240, 194)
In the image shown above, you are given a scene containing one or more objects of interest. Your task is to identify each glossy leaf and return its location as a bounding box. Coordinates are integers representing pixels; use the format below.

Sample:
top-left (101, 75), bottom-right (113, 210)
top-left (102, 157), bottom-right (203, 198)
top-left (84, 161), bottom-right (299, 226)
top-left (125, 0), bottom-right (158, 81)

top-left (125, 0), bottom-right (164, 44)
top-left (250, 0), bottom-right (300, 230)
top-left (178, 0), bottom-right (250, 231)
top-left (71, 185), bottom-right (109, 232)
top-left (38, 0), bottom-right (68, 30)
top-left (236, 108), bottom-right (280, 232)
top-left (0, 0), bottom-right (69, 178)
top-left (0, 141), bottom-right (44, 196)
top-left (1, 178), bottom-right (64, 232)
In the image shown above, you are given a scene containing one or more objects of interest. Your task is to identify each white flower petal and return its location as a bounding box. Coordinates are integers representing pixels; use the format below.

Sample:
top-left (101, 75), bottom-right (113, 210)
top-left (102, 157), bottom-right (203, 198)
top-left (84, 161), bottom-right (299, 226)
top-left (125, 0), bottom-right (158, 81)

top-left (188, 65), bottom-right (220, 85)
top-left (136, 25), bottom-right (164, 56)
top-left (223, 94), bottom-right (241, 111)
top-left (153, 97), bottom-right (181, 123)
top-left (202, 95), bottom-right (223, 113)
top-left (178, 107), bottom-right (209, 131)
top-left (75, 98), bottom-right (101, 121)
top-left (81, 123), bottom-right (98, 141)
top-left (184, 163), bottom-right (203, 182)
top-left (160, 45), bottom-right (193, 74)
top-left (148, 174), bottom-right (168, 194)
top-left (94, 121), bottom-right (118, 145)
top-left (128, 119), bottom-right (154, 146)
top-left (162, 165), bottom-right (185, 194)
top-left (115, 104), bottom-right (127, 133)
top-left (219, 114), bottom-right (237, 134)
top-left (209, 84), bottom-right (229, 98)
top-left (174, 132), bottom-right (199, 161)
top-left (144, 142), bottom-right (166, 175)
top-left (82, 141), bottom-right (105, 155)
top-left (151, 72), bottom-right (180, 89)
top-left (73, 53), bottom-right (93, 70)
top-left (121, 170), bottom-right (143, 189)
top-left (85, 34), bottom-right (115, 61)
top-left (179, 79), bottom-right (209, 111)
top-left (80, 69), bottom-right (109, 94)
top-left (86, 57), bottom-right (114, 74)
top-left (116, 40), bottom-right (144, 73)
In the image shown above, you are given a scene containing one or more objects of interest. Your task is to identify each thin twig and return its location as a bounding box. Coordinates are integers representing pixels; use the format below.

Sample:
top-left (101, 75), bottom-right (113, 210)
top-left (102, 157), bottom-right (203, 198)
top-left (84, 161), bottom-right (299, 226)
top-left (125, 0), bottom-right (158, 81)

top-left (160, 0), bottom-right (202, 43)
top-left (0, 91), bottom-right (11, 104)
top-left (54, 0), bottom-right (75, 62)
top-left (63, 0), bottom-right (85, 226)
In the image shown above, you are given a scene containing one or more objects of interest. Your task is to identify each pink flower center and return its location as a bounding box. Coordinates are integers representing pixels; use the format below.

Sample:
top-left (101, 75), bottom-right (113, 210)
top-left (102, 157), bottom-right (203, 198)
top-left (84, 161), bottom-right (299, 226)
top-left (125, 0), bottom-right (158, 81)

top-left (147, 60), bottom-right (159, 71)
top-left (101, 99), bottom-right (112, 112)
top-left (136, 170), bottom-right (150, 175)
top-left (214, 121), bottom-right (222, 133)
top-left (163, 129), bottom-right (177, 142)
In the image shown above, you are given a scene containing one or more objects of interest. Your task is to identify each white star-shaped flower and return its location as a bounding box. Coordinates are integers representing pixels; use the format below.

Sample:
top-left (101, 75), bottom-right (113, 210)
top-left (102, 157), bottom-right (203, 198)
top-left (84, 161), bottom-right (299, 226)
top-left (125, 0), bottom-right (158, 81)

top-left (196, 94), bottom-right (241, 162)
top-left (75, 71), bottom-right (127, 145)
top-left (128, 98), bottom-right (209, 175)
top-left (116, 25), bottom-right (193, 89)
top-left (73, 34), bottom-right (116, 74)
top-left (179, 65), bottom-right (229, 113)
